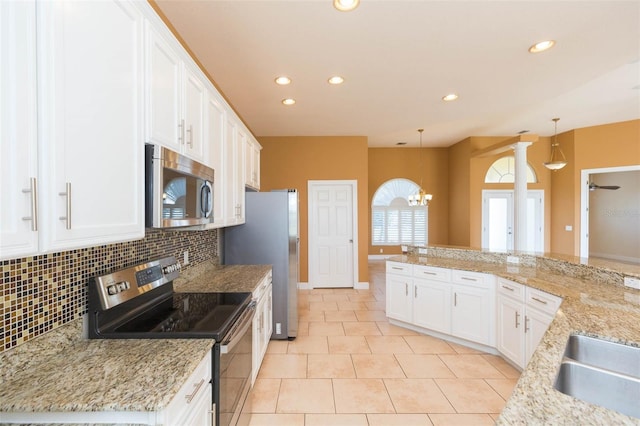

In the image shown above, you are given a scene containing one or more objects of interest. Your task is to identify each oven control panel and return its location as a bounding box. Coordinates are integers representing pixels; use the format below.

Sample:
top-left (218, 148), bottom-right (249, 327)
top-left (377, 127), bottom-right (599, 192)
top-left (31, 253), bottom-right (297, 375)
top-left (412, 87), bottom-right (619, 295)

top-left (92, 256), bottom-right (181, 310)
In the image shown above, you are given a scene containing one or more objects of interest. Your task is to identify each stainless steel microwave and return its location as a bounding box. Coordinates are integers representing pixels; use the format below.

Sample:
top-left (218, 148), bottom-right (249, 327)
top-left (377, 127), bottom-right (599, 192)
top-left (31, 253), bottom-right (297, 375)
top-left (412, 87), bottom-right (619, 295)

top-left (145, 144), bottom-right (214, 229)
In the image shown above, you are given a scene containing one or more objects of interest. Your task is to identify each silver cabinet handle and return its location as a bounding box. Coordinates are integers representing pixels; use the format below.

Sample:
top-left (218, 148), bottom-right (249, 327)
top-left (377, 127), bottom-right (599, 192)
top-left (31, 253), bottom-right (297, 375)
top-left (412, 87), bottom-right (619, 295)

top-left (22, 177), bottom-right (38, 231)
top-left (414, 286), bottom-right (417, 298)
top-left (423, 271), bottom-right (437, 275)
top-left (405, 283), bottom-right (408, 296)
top-left (524, 316), bottom-right (530, 333)
top-left (501, 285), bottom-right (514, 292)
top-left (531, 297), bottom-right (548, 305)
top-left (178, 119), bottom-right (185, 144)
top-left (58, 182), bottom-right (71, 229)
top-left (454, 292), bottom-right (457, 306)
top-left (391, 267), bottom-right (403, 271)
top-left (187, 124), bottom-right (193, 147)
top-left (461, 277), bottom-right (477, 282)
top-left (515, 311), bottom-right (520, 328)
top-left (185, 379), bottom-right (205, 404)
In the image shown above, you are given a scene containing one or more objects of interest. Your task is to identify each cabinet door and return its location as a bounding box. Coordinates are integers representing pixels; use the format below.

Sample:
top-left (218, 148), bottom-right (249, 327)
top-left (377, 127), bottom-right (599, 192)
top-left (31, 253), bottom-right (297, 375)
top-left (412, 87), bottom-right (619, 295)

top-left (38, 0), bottom-right (144, 252)
top-left (206, 92), bottom-right (225, 227)
top-left (183, 66), bottom-right (205, 161)
top-left (497, 295), bottom-right (525, 368)
top-left (223, 116), bottom-right (238, 225)
top-left (386, 275), bottom-right (412, 323)
top-left (145, 23), bottom-right (181, 151)
top-left (524, 307), bottom-right (553, 366)
top-left (0, 0), bottom-right (39, 260)
top-left (451, 283), bottom-right (493, 345)
top-left (235, 127), bottom-right (246, 223)
top-left (413, 279), bottom-right (451, 334)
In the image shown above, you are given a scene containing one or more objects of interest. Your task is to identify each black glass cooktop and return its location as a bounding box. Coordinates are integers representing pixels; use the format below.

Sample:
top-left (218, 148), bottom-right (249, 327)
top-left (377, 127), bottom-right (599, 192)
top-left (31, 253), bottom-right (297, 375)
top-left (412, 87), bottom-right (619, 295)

top-left (94, 292), bottom-right (251, 341)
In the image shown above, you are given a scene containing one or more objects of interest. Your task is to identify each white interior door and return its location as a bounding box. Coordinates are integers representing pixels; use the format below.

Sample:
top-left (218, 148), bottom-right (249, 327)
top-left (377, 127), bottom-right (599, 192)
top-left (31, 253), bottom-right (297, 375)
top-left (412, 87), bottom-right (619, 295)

top-left (482, 190), bottom-right (543, 252)
top-left (308, 180), bottom-right (357, 288)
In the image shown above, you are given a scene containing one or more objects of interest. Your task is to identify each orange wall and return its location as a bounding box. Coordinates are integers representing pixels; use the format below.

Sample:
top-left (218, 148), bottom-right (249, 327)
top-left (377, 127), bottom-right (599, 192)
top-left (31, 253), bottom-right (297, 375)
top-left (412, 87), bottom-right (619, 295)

top-left (258, 136), bottom-right (369, 284)
top-left (368, 148), bottom-right (449, 255)
top-left (448, 138), bottom-right (471, 247)
top-left (551, 119), bottom-right (640, 256)
top-left (448, 136), bottom-right (552, 250)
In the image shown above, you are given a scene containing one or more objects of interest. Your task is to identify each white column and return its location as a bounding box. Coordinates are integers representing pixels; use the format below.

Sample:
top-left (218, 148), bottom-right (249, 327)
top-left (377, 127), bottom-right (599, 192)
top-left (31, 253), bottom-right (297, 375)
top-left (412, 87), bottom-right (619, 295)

top-left (512, 142), bottom-right (532, 252)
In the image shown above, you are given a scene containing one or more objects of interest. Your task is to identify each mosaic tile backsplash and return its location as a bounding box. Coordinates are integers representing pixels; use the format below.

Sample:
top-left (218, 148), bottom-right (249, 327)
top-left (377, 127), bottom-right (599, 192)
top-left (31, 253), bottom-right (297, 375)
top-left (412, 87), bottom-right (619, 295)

top-left (1, 228), bottom-right (218, 352)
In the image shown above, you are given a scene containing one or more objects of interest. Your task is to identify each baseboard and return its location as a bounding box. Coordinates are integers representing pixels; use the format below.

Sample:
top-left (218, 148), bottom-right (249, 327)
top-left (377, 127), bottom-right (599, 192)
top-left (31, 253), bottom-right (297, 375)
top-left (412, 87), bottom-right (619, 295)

top-left (368, 254), bottom-right (396, 260)
top-left (297, 281), bottom-right (369, 290)
top-left (355, 281), bottom-right (369, 290)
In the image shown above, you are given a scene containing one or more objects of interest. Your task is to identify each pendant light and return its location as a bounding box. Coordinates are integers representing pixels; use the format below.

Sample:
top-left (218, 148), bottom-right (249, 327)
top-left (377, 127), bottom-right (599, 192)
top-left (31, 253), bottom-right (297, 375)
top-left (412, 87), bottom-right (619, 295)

top-left (407, 129), bottom-right (433, 206)
top-left (544, 118), bottom-right (568, 171)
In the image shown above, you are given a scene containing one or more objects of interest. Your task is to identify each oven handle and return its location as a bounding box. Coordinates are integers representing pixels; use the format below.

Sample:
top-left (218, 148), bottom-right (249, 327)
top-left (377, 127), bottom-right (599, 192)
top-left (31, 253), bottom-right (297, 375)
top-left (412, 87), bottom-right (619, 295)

top-left (220, 302), bottom-right (256, 354)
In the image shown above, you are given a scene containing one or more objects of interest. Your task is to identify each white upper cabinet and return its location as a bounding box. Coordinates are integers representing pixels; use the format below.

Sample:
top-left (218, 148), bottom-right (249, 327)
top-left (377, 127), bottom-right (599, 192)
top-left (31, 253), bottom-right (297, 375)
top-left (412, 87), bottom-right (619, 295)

top-left (145, 23), bottom-right (204, 162)
top-left (206, 91), bottom-right (226, 228)
top-left (183, 65), bottom-right (205, 160)
top-left (0, 0), bottom-right (145, 259)
top-left (223, 115), bottom-right (245, 226)
top-left (245, 135), bottom-right (261, 190)
top-left (0, 0), bottom-right (38, 260)
top-left (37, 0), bottom-right (145, 252)
top-left (145, 24), bottom-right (181, 151)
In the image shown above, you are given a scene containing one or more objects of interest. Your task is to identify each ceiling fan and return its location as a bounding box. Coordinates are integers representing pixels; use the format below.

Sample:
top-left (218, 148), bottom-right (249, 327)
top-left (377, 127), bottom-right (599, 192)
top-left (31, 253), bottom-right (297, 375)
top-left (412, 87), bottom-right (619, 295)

top-left (589, 182), bottom-right (621, 191)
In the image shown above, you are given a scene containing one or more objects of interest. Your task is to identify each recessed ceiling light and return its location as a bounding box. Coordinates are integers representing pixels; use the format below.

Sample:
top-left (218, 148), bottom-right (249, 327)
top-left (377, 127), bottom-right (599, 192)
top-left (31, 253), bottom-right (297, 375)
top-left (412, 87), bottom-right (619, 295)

top-left (528, 40), bottom-right (556, 53)
top-left (328, 76), bottom-right (344, 85)
top-left (275, 76), bottom-right (291, 85)
top-left (333, 0), bottom-right (359, 12)
top-left (282, 98), bottom-right (296, 106)
top-left (442, 93), bottom-right (459, 102)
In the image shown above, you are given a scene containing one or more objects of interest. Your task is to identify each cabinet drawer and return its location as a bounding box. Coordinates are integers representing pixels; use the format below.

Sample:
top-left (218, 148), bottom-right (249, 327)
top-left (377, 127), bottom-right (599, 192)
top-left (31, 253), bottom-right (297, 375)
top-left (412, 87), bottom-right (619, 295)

top-left (497, 278), bottom-right (525, 302)
top-left (452, 269), bottom-right (494, 288)
top-left (387, 261), bottom-right (412, 276)
top-left (253, 270), bottom-right (273, 299)
top-left (526, 287), bottom-right (561, 316)
top-left (413, 265), bottom-right (451, 282)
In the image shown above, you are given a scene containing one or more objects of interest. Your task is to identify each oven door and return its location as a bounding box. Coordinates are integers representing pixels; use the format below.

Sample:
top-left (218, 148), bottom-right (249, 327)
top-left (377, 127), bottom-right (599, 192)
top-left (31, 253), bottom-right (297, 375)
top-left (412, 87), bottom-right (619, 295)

top-left (214, 302), bottom-right (255, 426)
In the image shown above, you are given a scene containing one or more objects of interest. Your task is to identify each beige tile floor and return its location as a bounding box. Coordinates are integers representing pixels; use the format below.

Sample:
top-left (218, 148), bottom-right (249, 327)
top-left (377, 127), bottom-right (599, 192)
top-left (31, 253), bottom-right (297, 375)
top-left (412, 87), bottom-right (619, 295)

top-left (243, 261), bottom-right (520, 426)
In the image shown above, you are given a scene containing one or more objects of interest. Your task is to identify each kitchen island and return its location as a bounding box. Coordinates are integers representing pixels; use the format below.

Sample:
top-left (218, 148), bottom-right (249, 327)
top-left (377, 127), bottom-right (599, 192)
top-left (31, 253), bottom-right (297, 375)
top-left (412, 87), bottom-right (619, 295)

top-left (0, 262), bottom-right (268, 424)
top-left (388, 248), bottom-right (640, 425)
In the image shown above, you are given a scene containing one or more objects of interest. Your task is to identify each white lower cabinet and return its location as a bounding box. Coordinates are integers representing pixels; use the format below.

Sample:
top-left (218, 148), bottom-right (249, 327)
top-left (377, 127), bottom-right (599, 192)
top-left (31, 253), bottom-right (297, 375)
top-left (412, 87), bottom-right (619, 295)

top-left (252, 271), bottom-right (273, 384)
top-left (386, 261), bottom-right (560, 359)
top-left (163, 351), bottom-right (212, 426)
top-left (451, 270), bottom-right (495, 346)
top-left (413, 268), bottom-right (451, 334)
top-left (496, 278), bottom-right (561, 369)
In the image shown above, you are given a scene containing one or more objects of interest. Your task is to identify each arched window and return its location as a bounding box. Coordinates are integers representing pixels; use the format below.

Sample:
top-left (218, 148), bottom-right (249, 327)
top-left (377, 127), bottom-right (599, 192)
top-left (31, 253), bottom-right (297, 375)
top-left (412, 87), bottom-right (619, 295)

top-left (372, 178), bottom-right (428, 246)
top-left (485, 156), bottom-right (537, 183)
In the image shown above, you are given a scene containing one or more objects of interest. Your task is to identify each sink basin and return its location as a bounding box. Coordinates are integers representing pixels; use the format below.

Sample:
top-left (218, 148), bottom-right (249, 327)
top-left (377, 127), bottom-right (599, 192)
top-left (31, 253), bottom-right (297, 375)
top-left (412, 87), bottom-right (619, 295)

top-left (555, 360), bottom-right (640, 419)
top-left (564, 334), bottom-right (640, 377)
top-left (554, 334), bottom-right (640, 419)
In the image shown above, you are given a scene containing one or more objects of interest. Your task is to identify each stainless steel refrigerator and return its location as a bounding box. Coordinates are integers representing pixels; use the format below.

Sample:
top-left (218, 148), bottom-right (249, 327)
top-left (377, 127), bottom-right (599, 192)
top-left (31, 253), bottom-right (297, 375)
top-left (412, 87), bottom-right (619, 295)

top-left (223, 189), bottom-right (299, 340)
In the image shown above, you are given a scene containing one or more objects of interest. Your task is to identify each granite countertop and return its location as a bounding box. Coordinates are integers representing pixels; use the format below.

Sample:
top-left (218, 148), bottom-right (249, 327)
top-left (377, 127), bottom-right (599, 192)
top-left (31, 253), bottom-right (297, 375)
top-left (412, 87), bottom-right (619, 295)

top-left (174, 261), bottom-right (272, 293)
top-left (0, 262), bottom-right (271, 419)
top-left (389, 255), bottom-right (640, 425)
top-left (0, 319), bottom-right (213, 414)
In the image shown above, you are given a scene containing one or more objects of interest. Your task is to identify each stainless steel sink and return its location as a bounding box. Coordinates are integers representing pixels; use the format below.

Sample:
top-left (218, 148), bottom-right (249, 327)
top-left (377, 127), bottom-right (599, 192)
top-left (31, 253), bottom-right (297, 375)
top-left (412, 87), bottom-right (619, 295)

top-left (555, 360), bottom-right (640, 419)
top-left (554, 334), bottom-right (640, 419)
top-left (563, 334), bottom-right (640, 377)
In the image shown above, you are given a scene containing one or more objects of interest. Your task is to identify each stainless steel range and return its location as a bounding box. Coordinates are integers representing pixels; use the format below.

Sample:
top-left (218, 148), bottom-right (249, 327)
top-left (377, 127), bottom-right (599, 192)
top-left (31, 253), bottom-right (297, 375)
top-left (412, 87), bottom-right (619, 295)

top-left (88, 256), bottom-right (254, 426)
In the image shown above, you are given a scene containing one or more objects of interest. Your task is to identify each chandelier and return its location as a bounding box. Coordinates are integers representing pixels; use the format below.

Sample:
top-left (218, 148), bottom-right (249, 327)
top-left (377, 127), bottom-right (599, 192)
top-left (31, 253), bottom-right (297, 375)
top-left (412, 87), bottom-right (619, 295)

top-left (543, 118), bottom-right (568, 171)
top-left (407, 129), bottom-right (433, 206)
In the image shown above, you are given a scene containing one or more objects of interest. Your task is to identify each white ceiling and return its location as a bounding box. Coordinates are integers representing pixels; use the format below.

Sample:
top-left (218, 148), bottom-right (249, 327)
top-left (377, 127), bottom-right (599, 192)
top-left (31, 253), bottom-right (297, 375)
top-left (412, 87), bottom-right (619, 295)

top-left (154, 0), bottom-right (640, 148)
